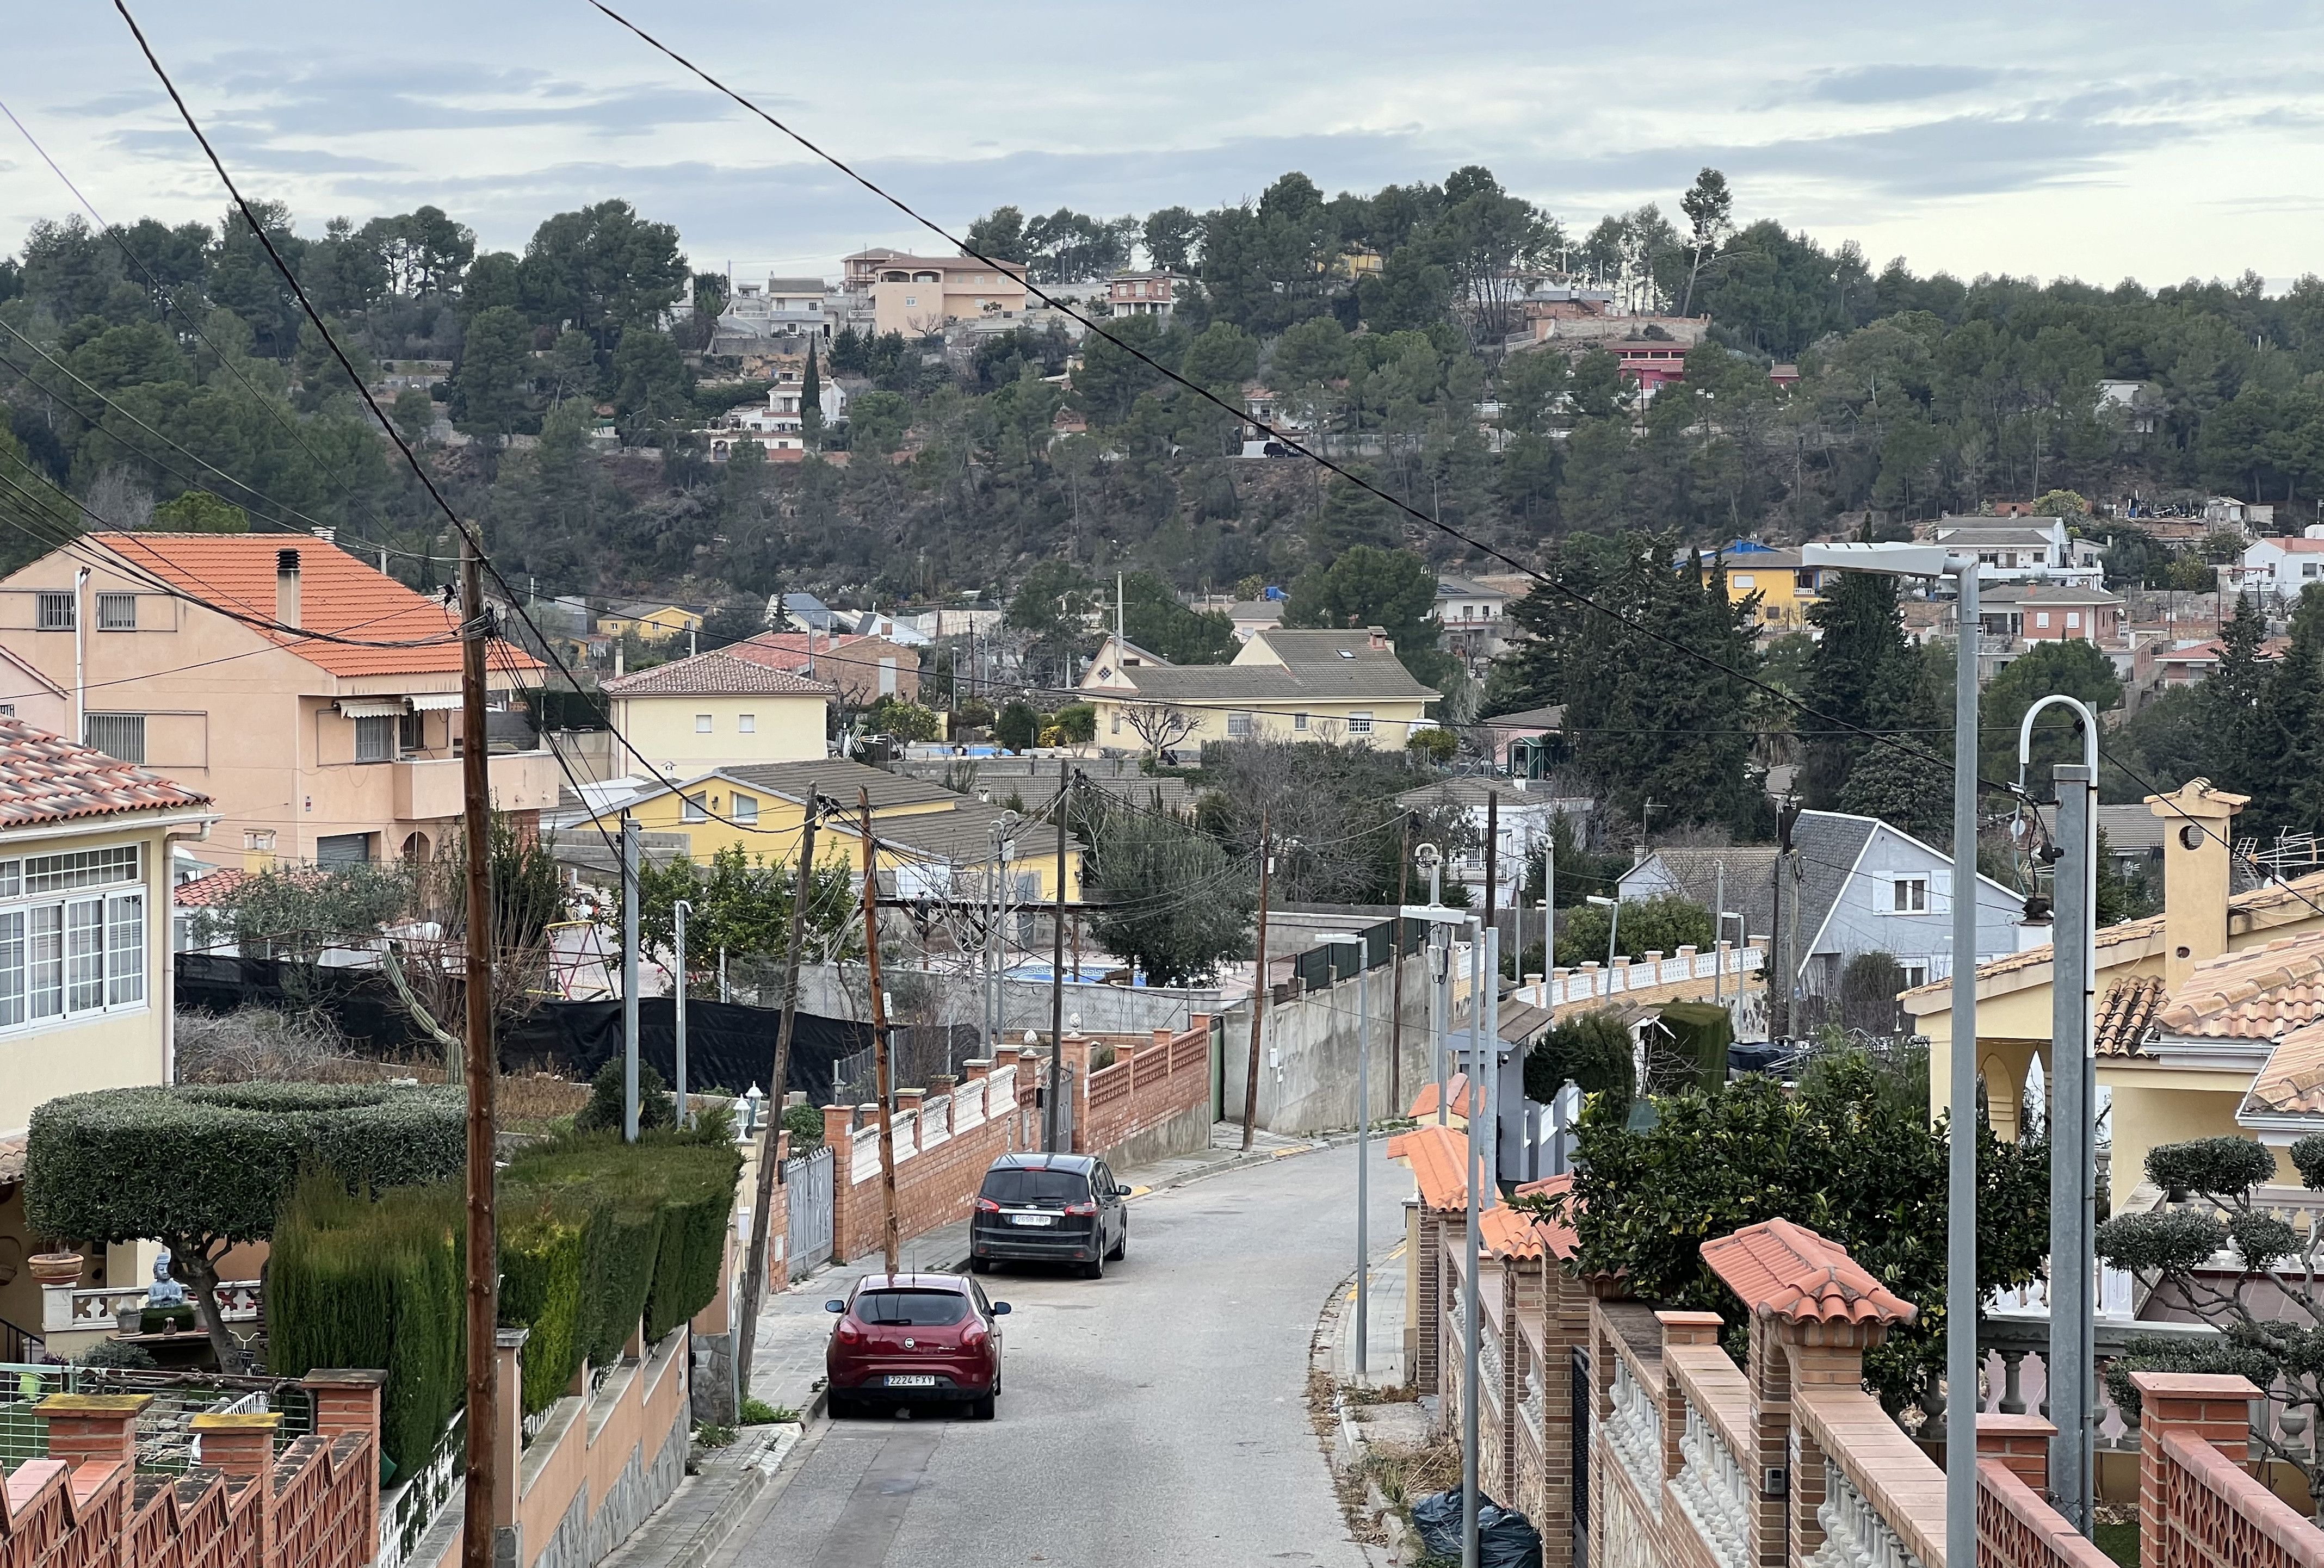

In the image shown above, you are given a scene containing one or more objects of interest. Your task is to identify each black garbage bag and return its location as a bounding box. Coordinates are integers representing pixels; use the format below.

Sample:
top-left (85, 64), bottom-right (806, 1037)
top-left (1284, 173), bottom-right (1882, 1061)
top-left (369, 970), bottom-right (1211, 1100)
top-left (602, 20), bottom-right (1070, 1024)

top-left (1408, 1488), bottom-right (1544, 1568)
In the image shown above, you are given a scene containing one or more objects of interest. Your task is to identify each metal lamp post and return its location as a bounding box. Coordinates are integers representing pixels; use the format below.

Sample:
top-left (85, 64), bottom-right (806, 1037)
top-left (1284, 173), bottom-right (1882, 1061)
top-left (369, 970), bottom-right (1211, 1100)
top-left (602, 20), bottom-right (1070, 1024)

top-left (1585, 894), bottom-right (1620, 975)
top-left (1321, 931), bottom-right (1373, 1377)
top-left (1804, 540), bottom-right (1981, 1568)
top-left (1412, 844), bottom-right (1454, 1126)
top-left (2018, 693), bottom-right (2101, 1533)
top-left (672, 898), bottom-right (692, 1127)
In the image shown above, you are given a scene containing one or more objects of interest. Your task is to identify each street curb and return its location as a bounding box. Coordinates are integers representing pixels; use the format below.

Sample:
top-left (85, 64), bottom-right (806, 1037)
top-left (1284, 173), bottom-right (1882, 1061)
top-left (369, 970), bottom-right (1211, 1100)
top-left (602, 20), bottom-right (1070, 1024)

top-left (628, 1422), bottom-right (794, 1568)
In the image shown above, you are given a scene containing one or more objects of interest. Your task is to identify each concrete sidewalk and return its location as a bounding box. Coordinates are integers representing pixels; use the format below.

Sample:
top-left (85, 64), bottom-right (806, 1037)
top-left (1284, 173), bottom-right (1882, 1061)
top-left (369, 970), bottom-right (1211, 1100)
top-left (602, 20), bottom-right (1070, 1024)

top-left (1329, 1236), bottom-right (1410, 1390)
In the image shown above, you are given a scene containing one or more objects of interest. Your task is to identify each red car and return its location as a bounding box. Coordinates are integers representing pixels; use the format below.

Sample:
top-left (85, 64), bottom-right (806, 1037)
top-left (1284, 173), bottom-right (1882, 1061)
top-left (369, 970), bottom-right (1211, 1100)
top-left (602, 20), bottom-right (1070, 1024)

top-left (824, 1272), bottom-right (1011, 1420)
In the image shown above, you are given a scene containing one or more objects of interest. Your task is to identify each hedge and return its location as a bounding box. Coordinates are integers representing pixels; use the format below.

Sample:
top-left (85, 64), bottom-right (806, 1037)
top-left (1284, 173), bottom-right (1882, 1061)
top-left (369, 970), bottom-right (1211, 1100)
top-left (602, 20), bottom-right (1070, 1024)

top-left (25, 1082), bottom-right (467, 1250)
top-left (268, 1172), bottom-right (464, 1479)
top-left (267, 1129), bottom-right (740, 1427)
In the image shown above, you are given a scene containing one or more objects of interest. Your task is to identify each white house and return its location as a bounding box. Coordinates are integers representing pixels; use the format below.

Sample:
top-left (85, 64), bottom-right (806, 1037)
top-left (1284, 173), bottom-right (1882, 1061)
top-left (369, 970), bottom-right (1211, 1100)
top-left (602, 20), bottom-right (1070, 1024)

top-left (2241, 529), bottom-right (2324, 608)
top-left (1930, 517), bottom-right (2106, 587)
top-left (1619, 809), bottom-right (2028, 1003)
top-left (719, 275), bottom-right (831, 342)
top-left (1436, 575), bottom-right (1509, 664)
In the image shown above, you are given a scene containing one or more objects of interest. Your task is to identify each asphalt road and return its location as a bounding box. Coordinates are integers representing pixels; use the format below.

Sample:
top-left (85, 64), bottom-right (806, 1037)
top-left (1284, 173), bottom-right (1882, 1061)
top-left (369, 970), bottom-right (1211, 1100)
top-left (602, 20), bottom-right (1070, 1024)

top-left (721, 1136), bottom-right (1405, 1568)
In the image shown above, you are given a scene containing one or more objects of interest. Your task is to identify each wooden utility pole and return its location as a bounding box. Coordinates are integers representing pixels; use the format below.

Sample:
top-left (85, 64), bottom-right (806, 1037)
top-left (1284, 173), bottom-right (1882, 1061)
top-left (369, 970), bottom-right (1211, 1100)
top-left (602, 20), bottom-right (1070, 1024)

top-left (1240, 809), bottom-right (1272, 1152)
top-left (857, 788), bottom-right (901, 1276)
top-left (1390, 812), bottom-right (1410, 1113)
top-left (456, 538), bottom-right (499, 1568)
top-left (1046, 759), bottom-right (1069, 1152)
top-left (737, 796), bottom-right (818, 1391)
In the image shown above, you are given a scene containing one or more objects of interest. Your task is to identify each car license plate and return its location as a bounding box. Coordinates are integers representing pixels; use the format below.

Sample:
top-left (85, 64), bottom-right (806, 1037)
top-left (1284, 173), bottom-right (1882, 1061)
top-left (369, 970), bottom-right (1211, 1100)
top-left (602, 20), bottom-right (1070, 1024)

top-left (886, 1374), bottom-right (937, 1387)
top-left (1010, 1213), bottom-right (1055, 1226)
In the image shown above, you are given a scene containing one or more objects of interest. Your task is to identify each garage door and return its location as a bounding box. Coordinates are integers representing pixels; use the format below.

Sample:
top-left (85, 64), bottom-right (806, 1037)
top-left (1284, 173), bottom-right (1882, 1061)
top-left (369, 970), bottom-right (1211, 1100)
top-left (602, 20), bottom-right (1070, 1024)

top-left (315, 832), bottom-right (375, 867)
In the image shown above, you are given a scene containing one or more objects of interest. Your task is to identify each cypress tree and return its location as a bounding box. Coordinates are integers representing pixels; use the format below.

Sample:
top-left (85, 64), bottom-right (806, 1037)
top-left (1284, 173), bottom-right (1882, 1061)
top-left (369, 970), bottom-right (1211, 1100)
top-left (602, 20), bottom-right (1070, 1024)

top-left (801, 340), bottom-right (824, 449)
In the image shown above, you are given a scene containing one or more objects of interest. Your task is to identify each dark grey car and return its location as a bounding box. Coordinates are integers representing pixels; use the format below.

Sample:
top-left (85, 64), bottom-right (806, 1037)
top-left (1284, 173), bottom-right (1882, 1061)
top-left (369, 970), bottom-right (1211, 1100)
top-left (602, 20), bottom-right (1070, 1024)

top-left (968, 1152), bottom-right (1130, 1278)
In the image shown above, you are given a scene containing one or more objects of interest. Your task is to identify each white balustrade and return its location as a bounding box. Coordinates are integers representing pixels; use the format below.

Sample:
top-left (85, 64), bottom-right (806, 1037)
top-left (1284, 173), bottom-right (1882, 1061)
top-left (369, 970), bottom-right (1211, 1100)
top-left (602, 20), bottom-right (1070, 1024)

top-left (1671, 1399), bottom-right (1752, 1568)
top-left (1806, 1456), bottom-right (1926, 1568)
top-left (1606, 1355), bottom-right (1664, 1515)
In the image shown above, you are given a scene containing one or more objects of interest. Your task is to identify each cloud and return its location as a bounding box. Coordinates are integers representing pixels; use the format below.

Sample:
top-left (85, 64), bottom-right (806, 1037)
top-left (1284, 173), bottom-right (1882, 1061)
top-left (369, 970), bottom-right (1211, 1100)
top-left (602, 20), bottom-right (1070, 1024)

top-left (1802, 65), bottom-right (2005, 104)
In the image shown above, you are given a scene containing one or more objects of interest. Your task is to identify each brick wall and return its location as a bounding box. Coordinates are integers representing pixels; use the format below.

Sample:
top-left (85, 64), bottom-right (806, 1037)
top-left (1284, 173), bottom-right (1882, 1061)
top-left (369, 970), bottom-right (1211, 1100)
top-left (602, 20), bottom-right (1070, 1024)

top-left (0, 1372), bottom-right (382, 1568)
top-left (1075, 1018), bottom-right (1215, 1163)
top-left (825, 1052), bottom-right (1041, 1266)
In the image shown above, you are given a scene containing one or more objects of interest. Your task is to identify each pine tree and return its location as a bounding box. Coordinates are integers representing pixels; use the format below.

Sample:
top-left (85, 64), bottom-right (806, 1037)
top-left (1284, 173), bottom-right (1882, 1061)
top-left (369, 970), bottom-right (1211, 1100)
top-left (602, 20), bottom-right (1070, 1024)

top-left (2201, 592), bottom-right (2270, 803)
top-left (1800, 570), bottom-right (1918, 810)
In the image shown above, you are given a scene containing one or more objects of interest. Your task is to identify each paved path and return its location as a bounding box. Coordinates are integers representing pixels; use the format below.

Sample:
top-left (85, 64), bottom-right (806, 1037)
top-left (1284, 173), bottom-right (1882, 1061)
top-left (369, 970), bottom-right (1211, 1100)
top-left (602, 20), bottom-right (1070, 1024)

top-left (718, 1134), bottom-right (1405, 1567)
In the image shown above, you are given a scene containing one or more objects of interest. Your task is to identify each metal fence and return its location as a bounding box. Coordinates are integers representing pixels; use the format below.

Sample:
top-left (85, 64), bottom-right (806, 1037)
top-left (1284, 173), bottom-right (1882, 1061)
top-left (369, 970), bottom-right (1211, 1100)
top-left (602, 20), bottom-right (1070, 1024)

top-left (379, 1406), bottom-right (464, 1568)
top-left (830, 1024), bottom-right (983, 1107)
top-left (786, 1146), bottom-right (835, 1275)
top-left (0, 1364), bottom-right (314, 1473)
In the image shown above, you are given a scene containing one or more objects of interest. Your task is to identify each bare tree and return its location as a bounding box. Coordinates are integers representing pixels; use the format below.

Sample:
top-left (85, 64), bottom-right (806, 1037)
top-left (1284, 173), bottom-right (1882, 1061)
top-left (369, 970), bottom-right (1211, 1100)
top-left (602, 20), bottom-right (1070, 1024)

top-left (85, 465), bottom-right (154, 530)
top-left (1121, 701), bottom-right (1195, 759)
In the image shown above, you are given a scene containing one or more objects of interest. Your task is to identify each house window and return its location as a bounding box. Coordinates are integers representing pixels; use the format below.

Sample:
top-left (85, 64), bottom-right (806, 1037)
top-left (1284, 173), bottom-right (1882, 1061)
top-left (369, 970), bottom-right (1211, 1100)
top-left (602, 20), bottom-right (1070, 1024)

top-left (732, 792), bottom-right (758, 825)
top-left (1734, 574), bottom-right (1756, 590)
top-left (904, 295), bottom-right (918, 307)
top-left (354, 715), bottom-right (396, 763)
top-left (682, 792), bottom-right (708, 823)
top-left (1902, 962), bottom-right (1929, 989)
top-left (1894, 877), bottom-right (1928, 914)
top-left (96, 593), bottom-right (136, 630)
top-left (83, 714), bottom-right (145, 764)
top-left (2035, 612), bottom-right (2051, 629)
top-left (36, 592), bottom-right (74, 630)
top-left (1227, 713), bottom-right (1252, 739)
top-left (400, 712), bottom-right (426, 752)
top-left (1110, 710), bottom-right (1122, 734)
top-left (1347, 712), bottom-right (1374, 735)
top-left (244, 830), bottom-right (275, 853)
top-left (738, 713), bottom-right (756, 734)
top-left (1293, 713), bottom-right (1308, 732)
top-left (2066, 612), bottom-right (2081, 629)
top-left (696, 714), bottom-right (714, 733)
top-left (0, 846), bottom-right (145, 1027)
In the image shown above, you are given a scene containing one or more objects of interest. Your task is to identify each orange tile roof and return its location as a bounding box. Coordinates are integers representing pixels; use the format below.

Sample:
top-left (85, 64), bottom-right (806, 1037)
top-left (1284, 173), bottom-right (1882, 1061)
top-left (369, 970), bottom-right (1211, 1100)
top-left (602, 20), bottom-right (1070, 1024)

top-left (1479, 1206), bottom-right (1549, 1261)
top-left (1386, 1122), bottom-right (1473, 1212)
top-left (0, 716), bottom-right (212, 827)
top-left (1407, 1071), bottom-right (1472, 1121)
top-left (2155, 932), bottom-right (2324, 1039)
top-left (90, 533), bottom-right (544, 681)
top-left (2095, 974), bottom-right (2166, 1058)
top-left (1699, 1218), bottom-right (1916, 1327)
top-left (2245, 1018), bottom-right (2324, 1116)
top-left (1511, 1171), bottom-right (1580, 1260)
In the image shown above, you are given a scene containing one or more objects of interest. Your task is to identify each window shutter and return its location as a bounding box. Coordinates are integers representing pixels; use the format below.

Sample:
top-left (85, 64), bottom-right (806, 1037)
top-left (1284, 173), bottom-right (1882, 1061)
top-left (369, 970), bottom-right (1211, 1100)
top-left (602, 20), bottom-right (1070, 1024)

top-left (1930, 869), bottom-right (1953, 902)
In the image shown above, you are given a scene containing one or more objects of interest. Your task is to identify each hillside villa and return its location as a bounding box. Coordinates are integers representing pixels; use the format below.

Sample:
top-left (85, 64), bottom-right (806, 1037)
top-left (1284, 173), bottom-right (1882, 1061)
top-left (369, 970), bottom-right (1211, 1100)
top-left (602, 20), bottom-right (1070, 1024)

top-left (1077, 625), bottom-right (1436, 754)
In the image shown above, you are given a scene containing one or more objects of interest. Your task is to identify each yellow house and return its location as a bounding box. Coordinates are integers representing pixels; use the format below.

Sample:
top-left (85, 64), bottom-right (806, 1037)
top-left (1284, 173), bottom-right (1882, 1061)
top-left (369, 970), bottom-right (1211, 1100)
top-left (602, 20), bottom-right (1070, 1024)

top-left (571, 757), bottom-right (1083, 902)
top-left (603, 649), bottom-right (835, 776)
top-left (1699, 548), bottom-right (1825, 631)
top-left (596, 602), bottom-right (704, 644)
top-left (0, 715), bottom-right (219, 1343)
top-left (1905, 778), bottom-right (2324, 1212)
top-left (1079, 627), bottom-right (1437, 754)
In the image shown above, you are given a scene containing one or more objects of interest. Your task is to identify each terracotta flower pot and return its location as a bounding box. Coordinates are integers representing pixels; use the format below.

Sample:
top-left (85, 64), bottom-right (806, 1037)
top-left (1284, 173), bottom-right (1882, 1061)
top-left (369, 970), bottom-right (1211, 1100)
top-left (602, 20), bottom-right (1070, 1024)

top-left (27, 1251), bottom-right (84, 1287)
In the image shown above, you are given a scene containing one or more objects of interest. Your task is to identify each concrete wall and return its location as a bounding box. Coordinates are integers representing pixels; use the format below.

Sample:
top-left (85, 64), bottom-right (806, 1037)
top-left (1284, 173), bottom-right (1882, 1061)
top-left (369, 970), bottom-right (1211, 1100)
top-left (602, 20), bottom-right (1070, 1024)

top-left (1220, 949), bottom-right (1452, 1134)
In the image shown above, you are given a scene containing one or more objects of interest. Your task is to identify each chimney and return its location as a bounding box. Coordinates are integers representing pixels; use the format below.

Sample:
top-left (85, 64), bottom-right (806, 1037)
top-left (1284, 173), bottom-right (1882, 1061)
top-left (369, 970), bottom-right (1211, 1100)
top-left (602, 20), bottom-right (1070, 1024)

top-left (1367, 624), bottom-right (1389, 652)
top-left (2149, 778), bottom-right (2248, 994)
top-left (275, 548), bottom-right (301, 627)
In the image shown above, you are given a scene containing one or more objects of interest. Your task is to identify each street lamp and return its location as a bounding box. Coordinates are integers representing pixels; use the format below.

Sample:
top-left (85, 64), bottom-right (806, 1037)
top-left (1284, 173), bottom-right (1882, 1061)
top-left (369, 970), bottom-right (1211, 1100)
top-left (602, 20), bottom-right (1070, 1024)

top-left (2019, 693), bottom-right (2101, 1533)
top-left (1804, 539), bottom-right (1981, 1568)
top-left (1405, 844), bottom-right (1465, 1130)
top-left (1585, 894), bottom-right (1620, 974)
top-left (1320, 931), bottom-right (1374, 1377)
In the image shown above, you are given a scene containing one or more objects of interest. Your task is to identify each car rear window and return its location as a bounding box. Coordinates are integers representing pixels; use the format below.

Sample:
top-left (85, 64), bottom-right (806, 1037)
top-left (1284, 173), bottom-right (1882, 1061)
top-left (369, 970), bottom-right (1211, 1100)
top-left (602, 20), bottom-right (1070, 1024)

top-left (979, 1167), bottom-right (1090, 1206)
top-left (854, 1288), bottom-right (969, 1326)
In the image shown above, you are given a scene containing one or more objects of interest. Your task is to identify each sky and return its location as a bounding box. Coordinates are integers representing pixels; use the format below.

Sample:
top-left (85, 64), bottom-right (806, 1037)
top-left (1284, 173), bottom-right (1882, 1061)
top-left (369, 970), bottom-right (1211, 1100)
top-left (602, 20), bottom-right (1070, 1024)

top-left (5, 1), bottom-right (2321, 292)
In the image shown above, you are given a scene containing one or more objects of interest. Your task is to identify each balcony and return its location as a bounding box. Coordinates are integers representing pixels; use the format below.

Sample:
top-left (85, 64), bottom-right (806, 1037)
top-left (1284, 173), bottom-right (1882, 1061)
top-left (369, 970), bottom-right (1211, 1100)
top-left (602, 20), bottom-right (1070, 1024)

top-left (393, 749), bottom-right (562, 822)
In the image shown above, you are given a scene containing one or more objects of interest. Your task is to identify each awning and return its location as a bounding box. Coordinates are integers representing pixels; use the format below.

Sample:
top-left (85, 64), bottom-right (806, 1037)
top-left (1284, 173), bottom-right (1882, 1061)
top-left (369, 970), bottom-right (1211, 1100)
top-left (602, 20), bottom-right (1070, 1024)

top-left (406, 693), bottom-right (463, 711)
top-left (335, 698), bottom-right (406, 719)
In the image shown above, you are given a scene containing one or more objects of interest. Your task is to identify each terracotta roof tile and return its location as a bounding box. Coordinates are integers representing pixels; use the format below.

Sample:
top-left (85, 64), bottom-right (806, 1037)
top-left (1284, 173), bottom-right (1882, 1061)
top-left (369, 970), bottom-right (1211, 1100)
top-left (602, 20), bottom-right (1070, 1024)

top-left (1479, 1206), bottom-right (1549, 1261)
top-left (0, 716), bottom-right (212, 828)
top-left (2155, 932), bottom-right (2324, 1039)
top-left (173, 868), bottom-right (252, 907)
top-left (2245, 1018), bottom-right (2324, 1117)
top-left (91, 533), bottom-right (542, 680)
top-left (603, 649), bottom-right (838, 698)
top-left (1407, 1071), bottom-right (1472, 1121)
top-left (2095, 974), bottom-right (2167, 1058)
top-left (1386, 1122), bottom-right (1473, 1212)
top-left (1699, 1218), bottom-right (1917, 1327)
top-left (1512, 1171), bottom-right (1580, 1260)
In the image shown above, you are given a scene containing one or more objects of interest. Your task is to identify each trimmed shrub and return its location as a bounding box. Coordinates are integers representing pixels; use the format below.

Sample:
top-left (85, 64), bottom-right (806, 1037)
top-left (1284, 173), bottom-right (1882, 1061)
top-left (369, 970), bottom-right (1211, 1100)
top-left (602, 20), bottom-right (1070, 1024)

top-left (267, 1171), bottom-right (463, 1479)
top-left (498, 1197), bottom-right (589, 1415)
top-left (573, 1059), bottom-right (675, 1136)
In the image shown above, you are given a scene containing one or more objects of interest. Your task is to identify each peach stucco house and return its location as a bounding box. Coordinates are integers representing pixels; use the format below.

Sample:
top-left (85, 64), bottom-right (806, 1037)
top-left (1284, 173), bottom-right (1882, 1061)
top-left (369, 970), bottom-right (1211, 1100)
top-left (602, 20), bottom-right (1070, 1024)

top-left (0, 532), bottom-right (558, 867)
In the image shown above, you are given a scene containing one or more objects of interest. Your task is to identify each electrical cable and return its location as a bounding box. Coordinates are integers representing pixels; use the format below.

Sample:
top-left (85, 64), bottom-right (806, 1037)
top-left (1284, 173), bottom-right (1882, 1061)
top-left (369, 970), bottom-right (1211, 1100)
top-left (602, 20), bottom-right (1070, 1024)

top-left (583, 0), bottom-right (2026, 804)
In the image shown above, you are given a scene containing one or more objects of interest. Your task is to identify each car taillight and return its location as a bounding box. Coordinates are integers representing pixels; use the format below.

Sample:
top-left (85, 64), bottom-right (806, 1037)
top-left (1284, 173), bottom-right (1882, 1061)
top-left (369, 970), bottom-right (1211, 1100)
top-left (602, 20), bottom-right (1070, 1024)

top-left (836, 1321), bottom-right (863, 1346)
top-left (1063, 1200), bottom-right (1097, 1216)
top-left (961, 1325), bottom-right (988, 1349)
top-left (975, 1196), bottom-right (1000, 1213)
